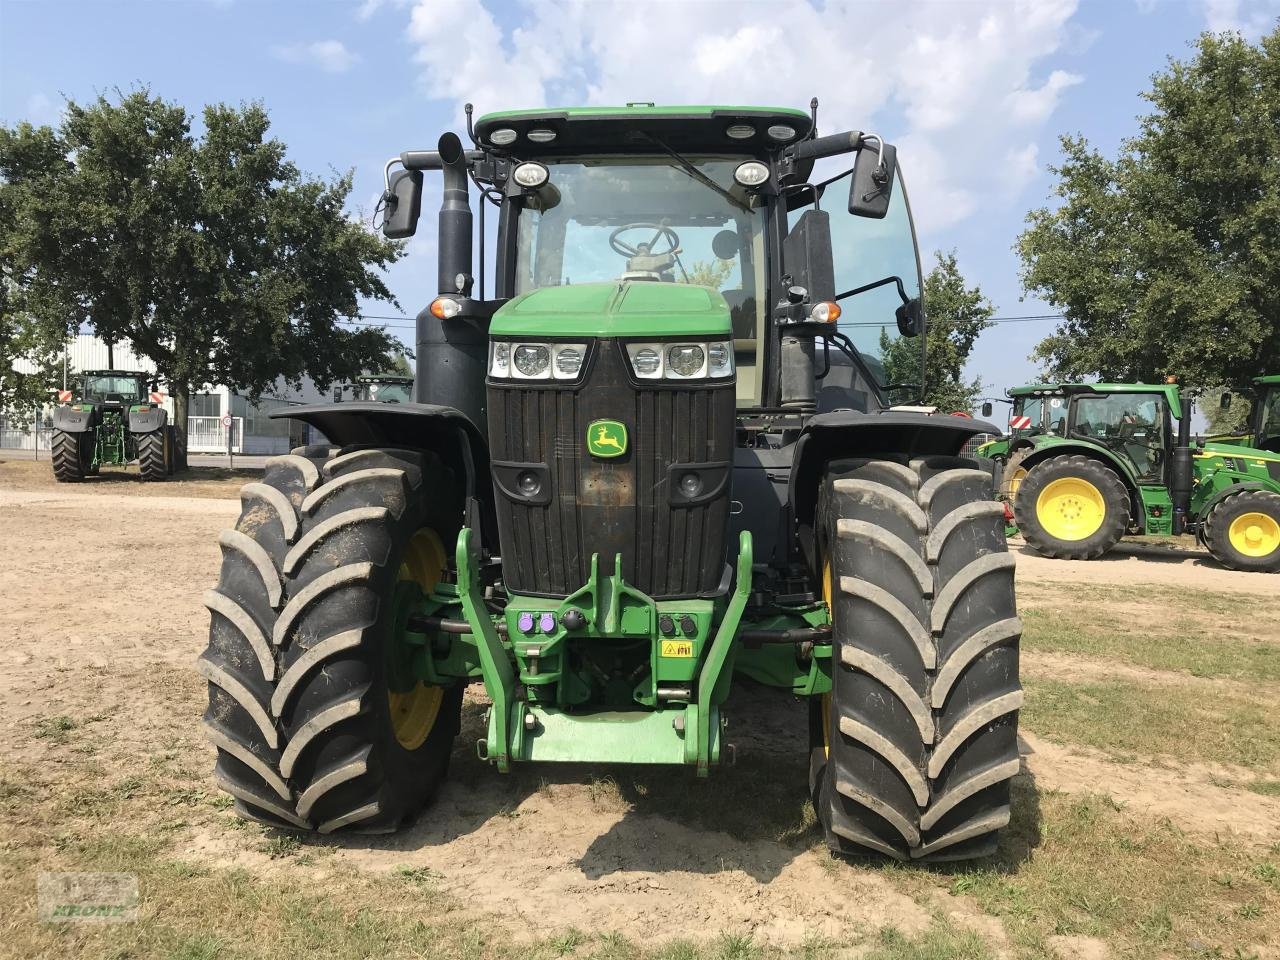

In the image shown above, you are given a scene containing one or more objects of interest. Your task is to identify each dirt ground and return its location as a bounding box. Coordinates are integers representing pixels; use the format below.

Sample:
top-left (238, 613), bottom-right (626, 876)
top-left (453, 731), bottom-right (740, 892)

top-left (2, 481), bottom-right (1278, 958)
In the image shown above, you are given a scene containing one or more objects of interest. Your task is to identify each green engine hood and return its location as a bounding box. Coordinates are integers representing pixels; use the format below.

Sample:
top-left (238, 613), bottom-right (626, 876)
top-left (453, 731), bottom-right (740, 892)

top-left (490, 281), bottom-right (732, 339)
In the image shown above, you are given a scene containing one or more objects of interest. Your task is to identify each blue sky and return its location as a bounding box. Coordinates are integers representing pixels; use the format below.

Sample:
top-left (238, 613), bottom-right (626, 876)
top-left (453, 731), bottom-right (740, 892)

top-left (3, 0), bottom-right (1278, 405)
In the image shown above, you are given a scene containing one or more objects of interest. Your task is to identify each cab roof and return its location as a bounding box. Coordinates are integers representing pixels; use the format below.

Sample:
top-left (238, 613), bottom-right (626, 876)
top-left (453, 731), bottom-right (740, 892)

top-left (1255, 375), bottom-right (1280, 386)
top-left (1012, 381), bottom-right (1180, 395)
top-left (474, 104), bottom-right (813, 156)
top-left (83, 369), bottom-right (146, 378)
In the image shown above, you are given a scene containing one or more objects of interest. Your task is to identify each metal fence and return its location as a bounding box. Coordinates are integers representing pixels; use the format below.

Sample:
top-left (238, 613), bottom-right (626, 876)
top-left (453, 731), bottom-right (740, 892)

top-left (187, 416), bottom-right (244, 454)
top-left (0, 416), bottom-right (53, 454)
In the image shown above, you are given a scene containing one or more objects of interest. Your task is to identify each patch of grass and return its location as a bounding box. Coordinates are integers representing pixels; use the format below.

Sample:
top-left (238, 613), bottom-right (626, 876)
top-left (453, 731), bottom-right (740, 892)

top-left (258, 833), bottom-right (302, 859)
top-left (33, 715), bottom-right (77, 742)
top-left (889, 783), bottom-right (1280, 959)
top-left (863, 922), bottom-right (992, 960)
top-left (1021, 605), bottom-right (1280, 684)
top-left (1022, 677), bottom-right (1280, 770)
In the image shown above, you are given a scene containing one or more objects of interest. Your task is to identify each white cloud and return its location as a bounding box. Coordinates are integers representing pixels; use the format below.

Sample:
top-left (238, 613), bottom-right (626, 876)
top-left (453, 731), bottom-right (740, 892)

top-left (1202, 0), bottom-right (1280, 35)
top-left (403, 0), bottom-right (1084, 236)
top-left (272, 39), bottom-right (360, 73)
top-left (24, 92), bottom-right (61, 126)
top-left (355, 0), bottom-right (408, 21)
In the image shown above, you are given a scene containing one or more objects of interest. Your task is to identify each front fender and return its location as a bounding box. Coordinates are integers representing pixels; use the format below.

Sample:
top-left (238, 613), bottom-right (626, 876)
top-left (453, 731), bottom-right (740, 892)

top-left (789, 410), bottom-right (1001, 569)
top-left (52, 405), bottom-right (95, 433)
top-left (1019, 439), bottom-right (1142, 490)
top-left (128, 407), bottom-right (167, 434)
top-left (270, 401), bottom-right (495, 547)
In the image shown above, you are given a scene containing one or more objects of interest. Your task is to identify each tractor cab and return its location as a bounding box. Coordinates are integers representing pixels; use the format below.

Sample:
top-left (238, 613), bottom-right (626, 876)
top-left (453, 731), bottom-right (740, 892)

top-left (351, 375), bottom-right (413, 404)
top-left (1252, 375), bottom-right (1280, 452)
top-left (1007, 385), bottom-right (1068, 439)
top-left (78, 370), bottom-right (149, 408)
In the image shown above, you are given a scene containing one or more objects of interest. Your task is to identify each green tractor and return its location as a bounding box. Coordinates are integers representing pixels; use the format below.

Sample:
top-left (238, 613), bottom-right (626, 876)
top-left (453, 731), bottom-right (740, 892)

top-left (200, 103), bottom-right (1020, 861)
top-left (993, 382), bottom-right (1280, 571)
top-left (976, 384), bottom-right (1070, 499)
top-left (51, 370), bottom-right (174, 482)
top-left (1239, 375), bottom-right (1280, 453)
top-left (335, 374), bottom-right (415, 404)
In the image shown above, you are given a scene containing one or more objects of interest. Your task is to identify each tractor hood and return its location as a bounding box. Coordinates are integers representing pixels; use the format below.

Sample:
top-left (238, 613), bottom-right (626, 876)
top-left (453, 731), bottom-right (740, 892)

top-left (1200, 440), bottom-right (1280, 462)
top-left (489, 281), bottom-right (732, 339)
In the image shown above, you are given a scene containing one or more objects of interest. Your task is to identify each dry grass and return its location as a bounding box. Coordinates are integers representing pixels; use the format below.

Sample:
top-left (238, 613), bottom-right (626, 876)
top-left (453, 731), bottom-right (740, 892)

top-left (0, 457), bottom-right (252, 498)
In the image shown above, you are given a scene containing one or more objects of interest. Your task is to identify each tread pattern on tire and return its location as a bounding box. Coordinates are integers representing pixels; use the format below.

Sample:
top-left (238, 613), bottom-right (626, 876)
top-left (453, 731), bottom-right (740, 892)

top-left (1013, 453), bottom-right (1130, 560)
top-left (137, 431), bottom-right (168, 481)
top-left (51, 429), bottom-right (90, 482)
top-left (1202, 488), bottom-right (1280, 573)
top-left (812, 455), bottom-right (1022, 862)
top-left (200, 448), bottom-right (463, 833)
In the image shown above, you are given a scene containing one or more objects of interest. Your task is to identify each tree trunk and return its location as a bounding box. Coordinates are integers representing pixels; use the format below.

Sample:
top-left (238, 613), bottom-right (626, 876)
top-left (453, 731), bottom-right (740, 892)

top-left (172, 380), bottom-right (190, 471)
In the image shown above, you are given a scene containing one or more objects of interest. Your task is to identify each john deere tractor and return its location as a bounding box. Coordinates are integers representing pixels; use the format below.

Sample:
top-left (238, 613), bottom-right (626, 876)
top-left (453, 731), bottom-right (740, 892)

top-left (51, 370), bottom-right (173, 482)
top-left (976, 385), bottom-right (1069, 499)
top-left (200, 103), bottom-right (1021, 861)
top-left (1003, 382), bottom-right (1280, 571)
top-left (1246, 375), bottom-right (1280, 453)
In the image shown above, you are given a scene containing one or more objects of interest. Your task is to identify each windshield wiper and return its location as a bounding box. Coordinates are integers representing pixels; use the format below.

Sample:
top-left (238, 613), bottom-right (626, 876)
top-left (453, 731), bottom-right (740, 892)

top-left (642, 133), bottom-right (751, 213)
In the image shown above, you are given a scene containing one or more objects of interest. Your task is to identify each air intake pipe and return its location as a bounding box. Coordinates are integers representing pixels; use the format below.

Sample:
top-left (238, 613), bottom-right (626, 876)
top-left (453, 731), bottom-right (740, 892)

top-left (1170, 394), bottom-right (1194, 533)
top-left (437, 132), bottom-right (473, 296)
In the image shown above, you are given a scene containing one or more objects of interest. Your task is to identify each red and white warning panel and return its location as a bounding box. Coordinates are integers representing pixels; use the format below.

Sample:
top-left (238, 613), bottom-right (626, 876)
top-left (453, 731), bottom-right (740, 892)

top-left (150, 391), bottom-right (165, 404)
top-left (57, 390), bottom-right (73, 403)
top-left (1010, 415), bottom-right (1032, 429)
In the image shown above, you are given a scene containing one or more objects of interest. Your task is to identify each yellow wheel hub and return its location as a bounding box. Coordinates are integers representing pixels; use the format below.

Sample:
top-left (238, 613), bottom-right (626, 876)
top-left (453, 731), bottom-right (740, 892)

top-left (1228, 512), bottom-right (1280, 558)
top-left (388, 529), bottom-right (447, 750)
top-left (1036, 476), bottom-right (1106, 542)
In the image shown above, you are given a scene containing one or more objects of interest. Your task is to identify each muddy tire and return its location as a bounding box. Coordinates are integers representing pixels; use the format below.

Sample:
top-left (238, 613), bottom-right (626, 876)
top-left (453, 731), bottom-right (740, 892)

top-left (809, 455), bottom-right (1022, 861)
top-left (51, 429), bottom-right (92, 482)
top-left (200, 448), bottom-right (464, 833)
top-left (137, 431), bottom-right (169, 482)
top-left (1014, 455), bottom-right (1129, 560)
top-left (1203, 490), bottom-right (1280, 573)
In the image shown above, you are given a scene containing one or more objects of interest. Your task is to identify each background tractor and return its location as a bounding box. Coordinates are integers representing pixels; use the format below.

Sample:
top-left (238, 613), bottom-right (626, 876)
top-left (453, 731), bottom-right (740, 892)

top-left (200, 103), bottom-right (1021, 861)
top-left (51, 370), bottom-right (174, 482)
top-left (977, 385), bottom-right (1069, 499)
top-left (1243, 375), bottom-right (1279, 453)
top-left (334, 374), bottom-right (415, 404)
top-left (994, 382), bottom-right (1280, 571)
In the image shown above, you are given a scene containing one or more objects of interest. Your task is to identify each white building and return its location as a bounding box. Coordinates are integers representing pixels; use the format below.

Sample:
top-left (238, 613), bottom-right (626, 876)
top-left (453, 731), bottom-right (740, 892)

top-left (4, 335), bottom-right (330, 455)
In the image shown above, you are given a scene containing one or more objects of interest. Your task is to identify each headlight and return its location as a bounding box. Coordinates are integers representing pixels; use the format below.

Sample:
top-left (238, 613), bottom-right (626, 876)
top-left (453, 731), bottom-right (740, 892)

top-left (667, 344), bottom-right (706, 378)
top-left (552, 344), bottom-right (584, 379)
top-left (513, 344), bottom-right (551, 378)
top-left (625, 341), bottom-right (734, 380)
top-left (490, 341), bottom-right (587, 381)
top-left (489, 342), bottom-right (511, 378)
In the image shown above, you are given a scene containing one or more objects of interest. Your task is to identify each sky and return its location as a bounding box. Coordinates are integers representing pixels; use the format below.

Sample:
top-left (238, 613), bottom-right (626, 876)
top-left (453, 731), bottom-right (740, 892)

top-left (2, 0), bottom-right (1278, 406)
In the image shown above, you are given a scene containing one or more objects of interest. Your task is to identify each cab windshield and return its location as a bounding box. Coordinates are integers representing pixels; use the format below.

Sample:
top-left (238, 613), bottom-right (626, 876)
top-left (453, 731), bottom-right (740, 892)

top-left (1258, 387), bottom-right (1280, 447)
top-left (83, 375), bottom-right (144, 404)
top-left (356, 381), bottom-right (412, 403)
top-left (513, 156), bottom-right (767, 403)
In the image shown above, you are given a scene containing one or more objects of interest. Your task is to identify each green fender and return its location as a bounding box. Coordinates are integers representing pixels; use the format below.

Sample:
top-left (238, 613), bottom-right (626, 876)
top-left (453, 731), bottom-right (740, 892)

top-left (1017, 436), bottom-right (1144, 493)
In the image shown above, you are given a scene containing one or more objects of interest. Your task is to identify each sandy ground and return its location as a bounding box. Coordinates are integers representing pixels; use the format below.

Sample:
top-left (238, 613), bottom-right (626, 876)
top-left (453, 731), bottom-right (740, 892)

top-left (2, 484), bottom-right (1277, 949)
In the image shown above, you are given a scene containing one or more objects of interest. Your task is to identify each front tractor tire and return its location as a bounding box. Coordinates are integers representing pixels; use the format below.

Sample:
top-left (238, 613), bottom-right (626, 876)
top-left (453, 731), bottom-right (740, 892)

top-left (810, 456), bottom-right (1022, 861)
top-left (136, 430), bottom-right (170, 481)
top-left (51, 429), bottom-right (94, 482)
top-left (1203, 490), bottom-right (1280, 573)
top-left (200, 448), bottom-right (463, 834)
top-left (1014, 455), bottom-right (1129, 560)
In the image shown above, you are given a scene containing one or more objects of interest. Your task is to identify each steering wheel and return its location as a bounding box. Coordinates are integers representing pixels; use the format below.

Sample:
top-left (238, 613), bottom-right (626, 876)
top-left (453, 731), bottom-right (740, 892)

top-left (609, 223), bottom-right (680, 259)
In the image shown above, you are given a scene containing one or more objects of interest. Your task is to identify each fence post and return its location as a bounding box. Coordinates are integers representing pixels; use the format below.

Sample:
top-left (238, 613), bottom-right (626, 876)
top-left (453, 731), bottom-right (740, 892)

top-left (33, 413), bottom-right (39, 461)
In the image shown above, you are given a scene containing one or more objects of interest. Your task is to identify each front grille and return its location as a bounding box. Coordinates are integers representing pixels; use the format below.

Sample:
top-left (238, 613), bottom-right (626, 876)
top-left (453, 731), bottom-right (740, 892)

top-left (488, 339), bottom-right (735, 599)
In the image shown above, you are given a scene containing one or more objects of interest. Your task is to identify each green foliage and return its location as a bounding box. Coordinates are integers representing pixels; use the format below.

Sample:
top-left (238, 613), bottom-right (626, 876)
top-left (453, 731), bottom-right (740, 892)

top-left (1019, 27), bottom-right (1280, 387)
top-left (684, 258), bottom-right (734, 290)
top-left (881, 250), bottom-right (994, 411)
top-left (0, 89), bottom-right (404, 429)
top-left (1205, 386), bottom-right (1253, 435)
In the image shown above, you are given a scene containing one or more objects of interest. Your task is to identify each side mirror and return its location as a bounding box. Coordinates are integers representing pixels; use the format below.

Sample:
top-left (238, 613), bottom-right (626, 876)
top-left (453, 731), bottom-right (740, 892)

top-left (1220, 391), bottom-right (1233, 411)
top-left (895, 297), bottom-right (923, 337)
top-left (849, 142), bottom-right (897, 219)
top-left (332, 387), bottom-right (343, 404)
top-left (981, 402), bottom-right (994, 418)
top-left (381, 168), bottom-right (423, 240)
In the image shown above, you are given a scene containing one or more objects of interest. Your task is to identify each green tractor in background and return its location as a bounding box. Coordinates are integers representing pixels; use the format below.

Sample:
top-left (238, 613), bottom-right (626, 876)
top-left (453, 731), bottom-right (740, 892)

top-left (984, 382), bottom-right (1280, 571)
top-left (51, 370), bottom-right (174, 482)
top-left (1229, 375), bottom-right (1280, 453)
top-left (200, 103), bottom-right (1021, 861)
top-left (976, 384), bottom-right (1069, 499)
top-left (334, 374), bottom-right (415, 404)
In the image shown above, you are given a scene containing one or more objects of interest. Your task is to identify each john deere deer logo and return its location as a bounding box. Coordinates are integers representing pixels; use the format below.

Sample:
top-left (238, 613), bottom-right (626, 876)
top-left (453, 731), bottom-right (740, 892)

top-left (587, 420), bottom-right (628, 458)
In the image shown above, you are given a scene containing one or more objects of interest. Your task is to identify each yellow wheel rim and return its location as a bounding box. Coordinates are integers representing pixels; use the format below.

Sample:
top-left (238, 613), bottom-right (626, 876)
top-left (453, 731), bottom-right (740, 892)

top-left (1228, 511), bottom-right (1280, 558)
top-left (1035, 476), bottom-right (1106, 542)
top-left (821, 559), bottom-right (833, 758)
top-left (1006, 465), bottom-right (1029, 498)
top-left (388, 529), bottom-right (447, 750)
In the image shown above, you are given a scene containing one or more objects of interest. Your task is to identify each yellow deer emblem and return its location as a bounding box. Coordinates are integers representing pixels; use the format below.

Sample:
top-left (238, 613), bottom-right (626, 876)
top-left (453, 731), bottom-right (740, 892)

top-left (587, 420), bottom-right (628, 458)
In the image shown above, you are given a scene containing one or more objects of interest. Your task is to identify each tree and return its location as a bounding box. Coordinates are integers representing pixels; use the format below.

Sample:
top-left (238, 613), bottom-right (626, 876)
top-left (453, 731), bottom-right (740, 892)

top-left (1019, 27), bottom-right (1280, 388)
top-left (0, 90), bottom-right (403, 461)
top-left (880, 251), bottom-right (994, 412)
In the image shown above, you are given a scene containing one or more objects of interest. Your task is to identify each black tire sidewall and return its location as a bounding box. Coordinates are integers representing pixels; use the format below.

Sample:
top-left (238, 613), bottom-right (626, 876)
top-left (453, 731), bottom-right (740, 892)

top-left (1205, 492), bottom-right (1280, 572)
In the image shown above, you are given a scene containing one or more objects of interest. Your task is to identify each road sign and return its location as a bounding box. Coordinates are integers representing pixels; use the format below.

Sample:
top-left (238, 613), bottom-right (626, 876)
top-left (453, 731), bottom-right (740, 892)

top-left (221, 414), bottom-right (232, 428)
